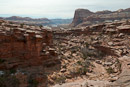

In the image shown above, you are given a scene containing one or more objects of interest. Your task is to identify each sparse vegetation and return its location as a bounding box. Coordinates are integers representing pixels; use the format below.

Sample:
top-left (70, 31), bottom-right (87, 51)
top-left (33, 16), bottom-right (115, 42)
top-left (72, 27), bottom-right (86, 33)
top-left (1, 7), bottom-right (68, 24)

top-left (116, 59), bottom-right (122, 72)
top-left (20, 23), bottom-right (24, 28)
top-left (77, 60), bottom-right (82, 65)
top-left (55, 75), bottom-right (66, 84)
top-left (0, 9), bottom-right (130, 87)
top-left (39, 25), bottom-right (43, 28)
top-left (97, 51), bottom-right (106, 59)
top-left (28, 78), bottom-right (39, 87)
top-left (76, 67), bottom-right (90, 75)
top-left (106, 67), bottom-right (115, 74)
top-left (0, 74), bottom-right (20, 87)
top-left (9, 69), bottom-right (16, 74)
top-left (82, 49), bottom-right (97, 60)
top-left (69, 60), bottom-right (92, 75)
top-left (0, 59), bottom-right (5, 64)
top-left (85, 42), bottom-right (89, 48)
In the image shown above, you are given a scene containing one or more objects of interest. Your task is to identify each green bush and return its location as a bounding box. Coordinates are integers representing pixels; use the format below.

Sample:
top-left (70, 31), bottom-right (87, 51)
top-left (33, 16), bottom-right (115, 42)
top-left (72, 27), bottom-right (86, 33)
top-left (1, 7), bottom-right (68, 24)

top-left (77, 67), bottom-right (89, 75)
top-left (55, 76), bottom-right (66, 84)
top-left (39, 25), bottom-right (43, 28)
top-left (85, 42), bottom-right (89, 48)
top-left (77, 61), bottom-right (82, 65)
top-left (20, 23), bottom-right (24, 28)
top-left (116, 59), bottom-right (122, 72)
top-left (106, 67), bottom-right (115, 74)
top-left (28, 78), bottom-right (39, 87)
top-left (72, 61), bottom-right (91, 75)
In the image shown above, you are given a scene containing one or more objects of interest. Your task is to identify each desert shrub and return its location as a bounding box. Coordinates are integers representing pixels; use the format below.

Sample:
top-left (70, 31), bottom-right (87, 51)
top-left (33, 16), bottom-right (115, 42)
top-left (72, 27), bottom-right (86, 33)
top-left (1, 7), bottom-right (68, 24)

top-left (77, 61), bottom-right (82, 65)
top-left (55, 75), bottom-right (66, 84)
top-left (28, 78), bottom-right (39, 87)
top-left (77, 60), bottom-right (91, 67)
top-left (81, 45), bottom-right (106, 60)
top-left (82, 53), bottom-right (88, 60)
top-left (106, 67), bottom-right (115, 74)
top-left (39, 25), bottom-right (43, 28)
top-left (0, 59), bottom-right (5, 64)
top-left (87, 52), bottom-right (97, 57)
top-left (0, 75), bottom-right (19, 87)
top-left (85, 42), bottom-right (89, 48)
top-left (9, 69), bottom-right (16, 74)
top-left (0, 75), bottom-right (6, 87)
top-left (82, 49), bottom-right (97, 60)
top-left (81, 44), bottom-right (100, 60)
top-left (71, 60), bottom-right (91, 75)
top-left (71, 49), bottom-right (77, 53)
top-left (20, 23), bottom-right (24, 28)
top-left (116, 59), bottom-right (122, 72)
top-left (84, 60), bottom-right (91, 67)
top-left (76, 67), bottom-right (90, 75)
top-left (97, 51), bottom-right (106, 59)
top-left (118, 63), bottom-right (122, 72)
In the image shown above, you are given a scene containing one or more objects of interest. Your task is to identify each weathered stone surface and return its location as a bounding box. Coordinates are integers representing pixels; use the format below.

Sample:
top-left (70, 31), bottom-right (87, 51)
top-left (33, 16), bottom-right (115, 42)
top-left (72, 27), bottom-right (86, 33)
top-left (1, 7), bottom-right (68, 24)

top-left (110, 56), bottom-right (130, 87)
top-left (71, 9), bottom-right (93, 27)
top-left (71, 8), bottom-right (130, 27)
top-left (0, 15), bottom-right (130, 87)
top-left (52, 80), bottom-right (88, 87)
top-left (117, 25), bottom-right (130, 34)
top-left (51, 19), bottom-right (130, 87)
top-left (52, 80), bottom-right (112, 87)
top-left (0, 20), bottom-right (57, 69)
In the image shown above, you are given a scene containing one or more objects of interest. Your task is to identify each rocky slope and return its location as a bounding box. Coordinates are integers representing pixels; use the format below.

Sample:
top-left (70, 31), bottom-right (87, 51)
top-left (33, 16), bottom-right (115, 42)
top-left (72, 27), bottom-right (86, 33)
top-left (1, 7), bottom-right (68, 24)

top-left (0, 19), bottom-right (60, 87)
top-left (71, 8), bottom-right (130, 27)
top-left (50, 20), bottom-right (130, 87)
top-left (0, 19), bottom-right (130, 87)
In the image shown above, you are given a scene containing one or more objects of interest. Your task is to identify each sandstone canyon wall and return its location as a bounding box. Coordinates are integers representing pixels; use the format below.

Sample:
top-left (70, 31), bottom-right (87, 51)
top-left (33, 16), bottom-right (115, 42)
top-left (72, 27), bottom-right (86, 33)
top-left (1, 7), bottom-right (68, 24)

top-left (0, 20), bottom-right (57, 69)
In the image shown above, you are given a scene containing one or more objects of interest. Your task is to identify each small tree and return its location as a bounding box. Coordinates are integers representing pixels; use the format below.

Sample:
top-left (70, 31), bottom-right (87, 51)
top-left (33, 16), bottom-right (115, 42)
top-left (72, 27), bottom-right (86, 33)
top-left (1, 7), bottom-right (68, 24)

top-left (20, 23), bottom-right (24, 28)
top-left (39, 25), bottom-right (43, 28)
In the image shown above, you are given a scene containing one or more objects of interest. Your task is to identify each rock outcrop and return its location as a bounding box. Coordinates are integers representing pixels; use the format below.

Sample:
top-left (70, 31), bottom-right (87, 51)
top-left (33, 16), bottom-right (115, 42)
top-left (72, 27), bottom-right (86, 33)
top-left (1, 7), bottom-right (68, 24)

top-left (71, 9), bottom-right (93, 27)
top-left (0, 17), bottom-right (130, 87)
top-left (0, 20), bottom-right (58, 69)
top-left (51, 20), bottom-right (130, 87)
top-left (71, 8), bottom-right (130, 27)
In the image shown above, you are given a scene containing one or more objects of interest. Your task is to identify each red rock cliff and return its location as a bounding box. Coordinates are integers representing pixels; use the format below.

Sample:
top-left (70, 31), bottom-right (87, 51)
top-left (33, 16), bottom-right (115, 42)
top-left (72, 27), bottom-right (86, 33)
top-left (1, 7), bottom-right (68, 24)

top-left (71, 9), bottom-right (94, 27)
top-left (0, 20), bottom-right (57, 69)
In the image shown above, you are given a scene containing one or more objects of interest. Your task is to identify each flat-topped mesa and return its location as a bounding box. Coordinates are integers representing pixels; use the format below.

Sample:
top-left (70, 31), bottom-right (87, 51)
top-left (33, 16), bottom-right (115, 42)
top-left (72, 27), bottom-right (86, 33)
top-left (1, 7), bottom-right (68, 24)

top-left (71, 8), bottom-right (130, 27)
top-left (71, 9), bottom-right (94, 27)
top-left (116, 8), bottom-right (130, 12)
top-left (0, 20), bottom-right (57, 69)
top-left (96, 10), bottom-right (113, 14)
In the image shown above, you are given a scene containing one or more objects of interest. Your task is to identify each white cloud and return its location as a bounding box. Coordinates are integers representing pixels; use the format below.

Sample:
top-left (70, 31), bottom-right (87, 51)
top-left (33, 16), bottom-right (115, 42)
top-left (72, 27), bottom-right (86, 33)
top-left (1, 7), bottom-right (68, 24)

top-left (0, 0), bottom-right (130, 18)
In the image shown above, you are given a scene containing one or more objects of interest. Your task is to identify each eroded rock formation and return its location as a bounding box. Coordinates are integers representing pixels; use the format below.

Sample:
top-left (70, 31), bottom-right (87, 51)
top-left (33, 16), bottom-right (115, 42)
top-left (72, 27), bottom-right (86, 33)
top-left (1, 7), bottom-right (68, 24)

top-left (51, 20), bottom-right (130, 87)
top-left (0, 20), bottom-right (57, 69)
top-left (71, 8), bottom-right (130, 27)
top-left (0, 17), bottom-right (130, 87)
top-left (71, 9), bottom-right (93, 26)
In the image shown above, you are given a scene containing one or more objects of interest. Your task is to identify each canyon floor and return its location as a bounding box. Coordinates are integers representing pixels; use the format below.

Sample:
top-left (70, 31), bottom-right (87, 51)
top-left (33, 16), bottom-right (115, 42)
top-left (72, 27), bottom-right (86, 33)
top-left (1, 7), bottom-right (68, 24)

top-left (49, 20), bottom-right (130, 87)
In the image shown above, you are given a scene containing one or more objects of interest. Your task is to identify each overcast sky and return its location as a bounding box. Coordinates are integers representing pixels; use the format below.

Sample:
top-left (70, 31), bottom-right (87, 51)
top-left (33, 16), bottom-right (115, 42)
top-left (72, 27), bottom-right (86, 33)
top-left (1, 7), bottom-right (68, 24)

top-left (0, 0), bottom-right (130, 18)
